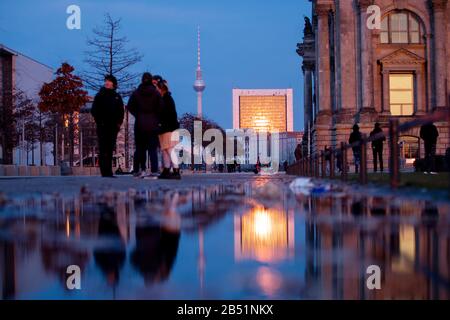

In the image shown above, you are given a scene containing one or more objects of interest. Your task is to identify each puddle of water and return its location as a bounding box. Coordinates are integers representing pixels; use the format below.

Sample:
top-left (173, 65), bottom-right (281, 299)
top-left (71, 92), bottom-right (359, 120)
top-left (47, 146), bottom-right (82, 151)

top-left (0, 178), bottom-right (449, 300)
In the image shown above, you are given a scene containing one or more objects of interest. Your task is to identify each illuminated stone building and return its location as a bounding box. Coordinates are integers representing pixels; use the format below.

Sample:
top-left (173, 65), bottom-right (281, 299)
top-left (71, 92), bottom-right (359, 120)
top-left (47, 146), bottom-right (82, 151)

top-left (297, 0), bottom-right (450, 166)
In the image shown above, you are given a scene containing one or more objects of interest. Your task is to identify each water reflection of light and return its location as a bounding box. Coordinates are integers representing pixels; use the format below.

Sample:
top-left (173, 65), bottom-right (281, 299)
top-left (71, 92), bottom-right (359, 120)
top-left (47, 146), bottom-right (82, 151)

top-left (253, 210), bottom-right (272, 238)
top-left (65, 215), bottom-right (70, 238)
top-left (392, 226), bottom-right (416, 273)
top-left (234, 206), bottom-right (294, 263)
top-left (256, 266), bottom-right (283, 298)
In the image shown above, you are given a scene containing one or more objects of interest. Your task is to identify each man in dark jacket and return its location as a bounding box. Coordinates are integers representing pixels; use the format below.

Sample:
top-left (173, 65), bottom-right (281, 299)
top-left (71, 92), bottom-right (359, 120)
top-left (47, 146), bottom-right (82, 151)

top-left (370, 123), bottom-right (386, 172)
top-left (420, 122), bottom-right (439, 174)
top-left (128, 73), bottom-right (163, 177)
top-left (91, 75), bottom-right (124, 178)
top-left (349, 124), bottom-right (363, 174)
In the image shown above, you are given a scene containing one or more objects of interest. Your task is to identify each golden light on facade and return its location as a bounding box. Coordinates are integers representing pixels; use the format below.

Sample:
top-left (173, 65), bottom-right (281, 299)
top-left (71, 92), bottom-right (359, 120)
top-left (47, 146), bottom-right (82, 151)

top-left (234, 206), bottom-right (294, 263)
top-left (239, 96), bottom-right (287, 133)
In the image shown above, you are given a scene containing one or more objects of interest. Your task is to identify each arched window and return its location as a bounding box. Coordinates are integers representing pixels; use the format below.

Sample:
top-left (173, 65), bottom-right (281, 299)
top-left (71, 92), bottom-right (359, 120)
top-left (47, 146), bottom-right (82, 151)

top-left (380, 11), bottom-right (423, 44)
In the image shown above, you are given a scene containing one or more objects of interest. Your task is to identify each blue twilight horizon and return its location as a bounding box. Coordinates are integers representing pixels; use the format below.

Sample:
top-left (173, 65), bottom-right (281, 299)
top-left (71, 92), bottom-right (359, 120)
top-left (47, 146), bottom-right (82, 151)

top-left (0, 0), bottom-right (311, 131)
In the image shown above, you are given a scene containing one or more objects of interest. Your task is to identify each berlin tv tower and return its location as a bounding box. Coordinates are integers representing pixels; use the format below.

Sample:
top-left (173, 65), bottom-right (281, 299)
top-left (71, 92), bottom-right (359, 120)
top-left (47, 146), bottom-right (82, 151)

top-left (193, 26), bottom-right (206, 119)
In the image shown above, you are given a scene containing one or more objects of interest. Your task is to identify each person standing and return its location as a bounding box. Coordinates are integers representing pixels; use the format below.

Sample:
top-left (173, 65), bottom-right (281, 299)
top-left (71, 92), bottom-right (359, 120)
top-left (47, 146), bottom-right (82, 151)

top-left (294, 144), bottom-right (303, 162)
top-left (128, 73), bottom-right (163, 178)
top-left (349, 124), bottom-right (363, 174)
top-left (91, 75), bottom-right (124, 178)
top-left (156, 79), bottom-right (181, 180)
top-left (370, 123), bottom-right (386, 173)
top-left (420, 122), bottom-right (439, 174)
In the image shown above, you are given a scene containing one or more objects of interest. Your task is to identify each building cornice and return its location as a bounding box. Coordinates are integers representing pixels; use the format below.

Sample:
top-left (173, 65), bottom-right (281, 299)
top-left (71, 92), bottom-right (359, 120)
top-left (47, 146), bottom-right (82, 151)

top-left (315, 1), bottom-right (335, 16)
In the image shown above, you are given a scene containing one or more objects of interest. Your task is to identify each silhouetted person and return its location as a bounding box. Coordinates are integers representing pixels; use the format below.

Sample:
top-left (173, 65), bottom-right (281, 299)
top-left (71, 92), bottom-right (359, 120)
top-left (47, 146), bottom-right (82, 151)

top-left (91, 75), bottom-right (124, 178)
top-left (131, 225), bottom-right (180, 285)
top-left (156, 79), bottom-right (181, 180)
top-left (294, 144), bottom-right (303, 162)
top-left (254, 157), bottom-right (261, 174)
top-left (370, 123), bottom-right (386, 172)
top-left (131, 193), bottom-right (181, 285)
top-left (128, 73), bottom-right (163, 178)
top-left (93, 205), bottom-right (126, 287)
top-left (349, 124), bottom-right (363, 174)
top-left (420, 122), bottom-right (439, 174)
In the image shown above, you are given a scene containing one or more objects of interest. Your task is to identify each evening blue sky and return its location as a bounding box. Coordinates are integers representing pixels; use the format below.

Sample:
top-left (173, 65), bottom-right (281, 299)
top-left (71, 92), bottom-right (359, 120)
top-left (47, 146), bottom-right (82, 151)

top-left (0, 0), bottom-right (311, 130)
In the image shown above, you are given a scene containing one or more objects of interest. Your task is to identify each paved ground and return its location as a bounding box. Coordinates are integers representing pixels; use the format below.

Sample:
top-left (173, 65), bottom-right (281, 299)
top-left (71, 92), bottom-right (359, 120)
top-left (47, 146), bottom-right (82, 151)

top-left (0, 173), bottom-right (293, 197)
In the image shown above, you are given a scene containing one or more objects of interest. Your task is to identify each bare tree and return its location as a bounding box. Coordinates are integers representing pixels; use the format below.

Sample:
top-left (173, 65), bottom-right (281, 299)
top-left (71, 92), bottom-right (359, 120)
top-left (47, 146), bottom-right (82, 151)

top-left (83, 13), bottom-right (143, 97)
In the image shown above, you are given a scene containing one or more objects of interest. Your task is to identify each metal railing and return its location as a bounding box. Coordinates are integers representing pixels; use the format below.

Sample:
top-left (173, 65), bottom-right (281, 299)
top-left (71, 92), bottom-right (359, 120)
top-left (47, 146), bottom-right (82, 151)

top-left (288, 109), bottom-right (450, 192)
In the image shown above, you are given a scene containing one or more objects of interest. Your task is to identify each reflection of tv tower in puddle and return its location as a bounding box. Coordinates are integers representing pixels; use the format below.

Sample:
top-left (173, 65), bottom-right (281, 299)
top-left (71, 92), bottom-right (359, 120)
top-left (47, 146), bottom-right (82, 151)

top-left (193, 26), bottom-right (206, 119)
top-left (198, 227), bottom-right (205, 292)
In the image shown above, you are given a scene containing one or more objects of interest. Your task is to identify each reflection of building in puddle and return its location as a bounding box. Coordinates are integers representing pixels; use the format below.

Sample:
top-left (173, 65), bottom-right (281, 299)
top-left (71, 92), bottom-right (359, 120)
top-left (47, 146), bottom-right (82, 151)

top-left (256, 266), bottom-right (283, 297)
top-left (234, 206), bottom-right (294, 263)
top-left (391, 226), bottom-right (416, 273)
top-left (303, 195), bottom-right (450, 299)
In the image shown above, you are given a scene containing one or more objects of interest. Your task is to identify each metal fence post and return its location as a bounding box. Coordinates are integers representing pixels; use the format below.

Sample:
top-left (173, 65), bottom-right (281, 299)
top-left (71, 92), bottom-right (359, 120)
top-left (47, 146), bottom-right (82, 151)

top-left (360, 134), bottom-right (368, 184)
top-left (330, 150), bottom-right (335, 179)
top-left (321, 151), bottom-right (326, 178)
top-left (315, 154), bottom-right (320, 178)
top-left (341, 142), bottom-right (347, 182)
top-left (389, 119), bottom-right (400, 189)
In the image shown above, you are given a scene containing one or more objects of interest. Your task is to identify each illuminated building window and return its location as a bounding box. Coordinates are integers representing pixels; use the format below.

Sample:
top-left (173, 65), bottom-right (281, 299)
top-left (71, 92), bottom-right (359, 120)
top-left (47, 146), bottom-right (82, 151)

top-left (380, 12), bottom-right (423, 44)
top-left (389, 74), bottom-right (414, 116)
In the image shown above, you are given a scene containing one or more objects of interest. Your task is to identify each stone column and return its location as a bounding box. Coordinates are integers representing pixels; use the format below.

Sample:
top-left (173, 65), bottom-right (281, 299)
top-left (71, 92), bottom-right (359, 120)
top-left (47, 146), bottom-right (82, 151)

top-left (316, 4), bottom-right (332, 119)
top-left (381, 70), bottom-right (390, 115)
top-left (416, 70), bottom-right (427, 115)
top-left (303, 63), bottom-right (314, 131)
top-left (314, 2), bottom-right (334, 154)
top-left (430, 0), bottom-right (448, 109)
top-left (358, 0), bottom-right (375, 113)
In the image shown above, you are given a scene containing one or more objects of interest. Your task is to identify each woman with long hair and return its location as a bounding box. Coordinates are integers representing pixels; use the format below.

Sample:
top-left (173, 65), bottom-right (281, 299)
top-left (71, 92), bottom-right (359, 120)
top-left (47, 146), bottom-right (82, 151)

top-left (156, 79), bottom-right (181, 180)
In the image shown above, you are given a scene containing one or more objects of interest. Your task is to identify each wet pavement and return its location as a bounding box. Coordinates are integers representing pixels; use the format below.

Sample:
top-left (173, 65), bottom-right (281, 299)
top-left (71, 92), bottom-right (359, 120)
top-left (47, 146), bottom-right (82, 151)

top-left (0, 174), bottom-right (449, 300)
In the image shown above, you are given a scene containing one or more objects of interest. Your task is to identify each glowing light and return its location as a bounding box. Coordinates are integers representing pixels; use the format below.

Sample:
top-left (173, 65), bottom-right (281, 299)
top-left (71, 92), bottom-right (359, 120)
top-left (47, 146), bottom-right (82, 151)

top-left (235, 206), bottom-right (294, 263)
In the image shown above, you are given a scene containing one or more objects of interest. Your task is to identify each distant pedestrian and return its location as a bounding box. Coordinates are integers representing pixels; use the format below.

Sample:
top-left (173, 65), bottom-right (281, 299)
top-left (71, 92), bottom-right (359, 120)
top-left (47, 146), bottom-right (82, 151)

top-left (156, 79), bottom-right (181, 180)
top-left (370, 123), bottom-right (386, 172)
top-left (420, 122), bottom-right (439, 174)
top-left (349, 124), bottom-right (363, 174)
top-left (294, 144), bottom-right (303, 162)
top-left (91, 75), bottom-right (124, 178)
top-left (254, 157), bottom-right (262, 174)
top-left (128, 72), bottom-right (163, 178)
top-left (324, 145), bottom-right (331, 174)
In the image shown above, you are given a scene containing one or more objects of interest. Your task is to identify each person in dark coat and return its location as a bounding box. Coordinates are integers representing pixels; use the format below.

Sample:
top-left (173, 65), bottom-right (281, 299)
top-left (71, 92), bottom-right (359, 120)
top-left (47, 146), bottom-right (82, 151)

top-left (156, 79), bottom-right (181, 180)
top-left (420, 122), bottom-right (439, 174)
top-left (349, 124), bottom-right (363, 174)
top-left (370, 123), bottom-right (386, 172)
top-left (128, 73), bottom-right (164, 177)
top-left (294, 144), bottom-right (303, 162)
top-left (91, 75), bottom-right (124, 178)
